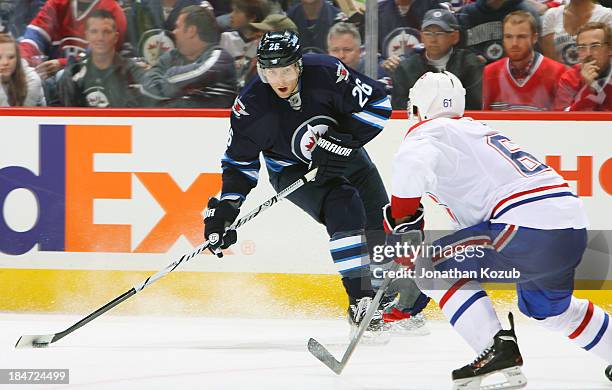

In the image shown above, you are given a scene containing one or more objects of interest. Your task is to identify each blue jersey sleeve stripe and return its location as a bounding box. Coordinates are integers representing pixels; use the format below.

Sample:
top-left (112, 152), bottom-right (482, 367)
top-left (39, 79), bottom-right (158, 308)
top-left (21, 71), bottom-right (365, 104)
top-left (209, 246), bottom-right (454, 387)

top-left (222, 153), bottom-right (260, 167)
top-left (220, 193), bottom-right (246, 201)
top-left (264, 156), bottom-right (297, 166)
top-left (369, 96), bottom-right (392, 111)
top-left (363, 109), bottom-right (390, 121)
top-left (351, 112), bottom-right (385, 129)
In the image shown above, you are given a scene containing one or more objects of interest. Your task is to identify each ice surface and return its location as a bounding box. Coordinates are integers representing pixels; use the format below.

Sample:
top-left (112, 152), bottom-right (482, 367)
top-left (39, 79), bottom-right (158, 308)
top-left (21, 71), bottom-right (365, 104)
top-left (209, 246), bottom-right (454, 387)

top-left (0, 313), bottom-right (609, 389)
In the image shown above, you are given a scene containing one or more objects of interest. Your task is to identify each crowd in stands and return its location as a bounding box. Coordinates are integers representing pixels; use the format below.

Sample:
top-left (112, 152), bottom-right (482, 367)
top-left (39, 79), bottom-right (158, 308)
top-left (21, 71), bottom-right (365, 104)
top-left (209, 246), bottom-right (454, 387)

top-left (0, 0), bottom-right (610, 111)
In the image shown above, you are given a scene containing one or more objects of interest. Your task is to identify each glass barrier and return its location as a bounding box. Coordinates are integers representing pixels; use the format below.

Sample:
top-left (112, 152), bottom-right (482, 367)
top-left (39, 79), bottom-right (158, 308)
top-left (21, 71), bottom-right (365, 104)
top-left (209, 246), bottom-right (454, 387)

top-left (0, 0), bottom-right (610, 111)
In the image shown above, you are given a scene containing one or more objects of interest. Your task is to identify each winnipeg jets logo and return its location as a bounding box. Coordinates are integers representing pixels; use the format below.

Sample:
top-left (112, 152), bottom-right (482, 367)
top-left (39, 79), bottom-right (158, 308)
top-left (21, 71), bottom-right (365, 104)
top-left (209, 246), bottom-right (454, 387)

top-left (382, 27), bottom-right (420, 59)
top-left (232, 97), bottom-right (249, 118)
top-left (485, 42), bottom-right (503, 61)
top-left (336, 62), bottom-right (350, 83)
top-left (291, 116), bottom-right (338, 163)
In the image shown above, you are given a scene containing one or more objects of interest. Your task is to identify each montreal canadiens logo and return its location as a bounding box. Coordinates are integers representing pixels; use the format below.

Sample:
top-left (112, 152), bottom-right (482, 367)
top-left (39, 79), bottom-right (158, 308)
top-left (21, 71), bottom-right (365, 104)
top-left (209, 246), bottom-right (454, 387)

top-left (291, 116), bottom-right (338, 163)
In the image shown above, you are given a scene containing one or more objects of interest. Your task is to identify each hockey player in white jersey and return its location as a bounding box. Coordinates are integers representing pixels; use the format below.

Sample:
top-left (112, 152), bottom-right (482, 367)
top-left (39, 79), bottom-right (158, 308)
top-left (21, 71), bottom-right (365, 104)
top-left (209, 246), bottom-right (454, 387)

top-left (383, 71), bottom-right (612, 389)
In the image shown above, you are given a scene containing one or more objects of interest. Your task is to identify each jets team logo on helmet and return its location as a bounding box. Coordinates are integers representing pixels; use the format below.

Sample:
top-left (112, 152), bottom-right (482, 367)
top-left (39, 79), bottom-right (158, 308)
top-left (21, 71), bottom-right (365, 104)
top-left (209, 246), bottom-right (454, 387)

top-left (257, 30), bottom-right (302, 68)
top-left (291, 116), bottom-right (338, 163)
top-left (408, 71), bottom-right (466, 120)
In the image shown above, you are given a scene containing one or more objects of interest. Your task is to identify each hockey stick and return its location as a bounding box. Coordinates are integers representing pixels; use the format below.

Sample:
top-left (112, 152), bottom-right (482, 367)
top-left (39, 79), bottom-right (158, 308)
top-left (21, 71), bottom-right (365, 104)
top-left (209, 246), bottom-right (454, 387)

top-left (15, 168), bottom-right (318, 349)
top-left (308, 261), bottom-right (401, 375)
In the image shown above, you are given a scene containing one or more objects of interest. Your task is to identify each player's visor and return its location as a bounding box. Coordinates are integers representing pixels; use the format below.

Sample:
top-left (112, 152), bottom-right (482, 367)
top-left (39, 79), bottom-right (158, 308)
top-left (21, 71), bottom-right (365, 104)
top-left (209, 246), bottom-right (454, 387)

top-left (261, 64), bottom-right (300, 83)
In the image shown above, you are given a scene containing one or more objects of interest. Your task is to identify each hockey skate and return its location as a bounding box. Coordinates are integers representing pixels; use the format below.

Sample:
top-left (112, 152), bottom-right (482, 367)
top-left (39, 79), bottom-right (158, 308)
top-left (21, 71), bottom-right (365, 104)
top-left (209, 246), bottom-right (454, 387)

top-left (452, 313), bottom-right (527, 390)
top-left (347, 297), bottom-right (390, 344)
top-left (382, 297), bottom-right (430, 336)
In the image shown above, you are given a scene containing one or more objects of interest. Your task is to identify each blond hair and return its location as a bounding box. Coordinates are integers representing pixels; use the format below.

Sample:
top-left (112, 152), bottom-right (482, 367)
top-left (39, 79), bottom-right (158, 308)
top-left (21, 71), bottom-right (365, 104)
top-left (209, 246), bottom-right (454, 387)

top-left (503, 10), bottom-right (537, 35)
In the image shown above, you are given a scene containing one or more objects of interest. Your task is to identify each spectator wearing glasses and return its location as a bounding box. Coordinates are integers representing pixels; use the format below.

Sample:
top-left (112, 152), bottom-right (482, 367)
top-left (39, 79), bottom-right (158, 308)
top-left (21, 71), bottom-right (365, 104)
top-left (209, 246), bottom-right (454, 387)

top-left (541, 0), bottom-right (612, 66)
top-left (0, 33), bottom-right (45, 106)
top-left (482, 10), bottom-right (566, 110)
top-left (391, 9), bottom-right (483, 110)
top-left (553, 22), bottom-right (612, 111)
top-left (58, 10), bottom-right (146, 107)
top-left (142, 5), bottom-right (237, 108)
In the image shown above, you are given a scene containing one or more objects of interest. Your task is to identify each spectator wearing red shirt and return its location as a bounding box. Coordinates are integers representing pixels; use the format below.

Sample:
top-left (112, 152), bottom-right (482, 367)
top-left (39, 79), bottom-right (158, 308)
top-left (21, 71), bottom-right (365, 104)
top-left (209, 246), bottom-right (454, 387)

top-left (553, 22), bottom-right (612, 111)
top-left (482, 10), bottom-right (567, 111)
top-left (19, 0), bottom-right (126, 80)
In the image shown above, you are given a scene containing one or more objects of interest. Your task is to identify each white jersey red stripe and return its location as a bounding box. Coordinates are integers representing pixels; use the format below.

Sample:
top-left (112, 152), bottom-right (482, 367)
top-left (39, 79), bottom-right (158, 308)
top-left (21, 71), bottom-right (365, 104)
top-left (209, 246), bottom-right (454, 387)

top-left (391, 117), bottom-right (588, 229)
top-left (569, 301), bottom-right (594, 340)
top-left (432, 236), bottom-right (493, 265)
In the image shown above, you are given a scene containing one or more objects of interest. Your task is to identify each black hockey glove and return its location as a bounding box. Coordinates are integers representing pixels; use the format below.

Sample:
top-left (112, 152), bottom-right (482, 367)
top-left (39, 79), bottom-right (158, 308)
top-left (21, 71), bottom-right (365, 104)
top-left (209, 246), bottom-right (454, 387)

top-left (382, 203), bottom-right (425, 267)
top-left (204, 197), bottom-right (240, 258)
top-left (310, 130), bottom-right (358, 183)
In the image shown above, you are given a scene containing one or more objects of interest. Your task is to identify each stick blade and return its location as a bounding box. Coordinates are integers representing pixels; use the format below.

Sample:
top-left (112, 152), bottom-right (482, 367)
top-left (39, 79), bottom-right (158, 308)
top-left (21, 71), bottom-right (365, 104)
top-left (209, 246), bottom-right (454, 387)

top-left (307, 338), bottom-right (344, 375)
top-left (15, 334), bottom-right (54, 349)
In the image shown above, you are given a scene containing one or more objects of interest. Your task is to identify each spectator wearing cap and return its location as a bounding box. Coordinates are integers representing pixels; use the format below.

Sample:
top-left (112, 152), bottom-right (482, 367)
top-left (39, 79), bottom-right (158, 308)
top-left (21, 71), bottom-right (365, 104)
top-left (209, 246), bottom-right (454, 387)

top-left (391, 9), bottom-right (483, 110)
top-left (377, 0), bottom-right (444, 62)
top-left (482, 10), bottom-right (566, 110)
top-left (219, 0), bottom-right (271, 87)
top-left (287, 0), bottom-right (341, 53)
top-left (553, 22), bottom-right (612, 111)
top-left (229, 13), bottom-right (298, 86)
top-left (251, 13), bottom-right (299, 35)
top-left (58, 10), bottom-right (146, 107)
top-left (457, 0), bottom-right (541, 64)
top-left (142, 5), bottom-right (238, 107)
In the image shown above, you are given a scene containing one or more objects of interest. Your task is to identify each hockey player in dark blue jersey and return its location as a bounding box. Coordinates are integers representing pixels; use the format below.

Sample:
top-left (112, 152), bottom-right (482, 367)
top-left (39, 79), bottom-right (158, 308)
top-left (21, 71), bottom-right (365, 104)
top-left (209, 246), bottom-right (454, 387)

top-left (203, 30), bottom-right (398, 337)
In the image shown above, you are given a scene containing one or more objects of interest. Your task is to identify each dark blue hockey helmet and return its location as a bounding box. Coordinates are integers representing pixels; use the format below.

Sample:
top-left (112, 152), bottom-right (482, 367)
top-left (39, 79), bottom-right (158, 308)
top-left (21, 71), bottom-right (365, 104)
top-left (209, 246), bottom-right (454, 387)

top-left (257, 30), bottom-right (302, 68)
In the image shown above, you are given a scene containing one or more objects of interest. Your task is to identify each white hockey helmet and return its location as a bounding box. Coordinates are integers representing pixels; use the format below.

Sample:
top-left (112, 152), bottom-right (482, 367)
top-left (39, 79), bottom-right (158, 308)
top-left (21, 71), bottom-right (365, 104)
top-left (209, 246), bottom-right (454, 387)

top-left (408, 71), bottom-right (466, 120)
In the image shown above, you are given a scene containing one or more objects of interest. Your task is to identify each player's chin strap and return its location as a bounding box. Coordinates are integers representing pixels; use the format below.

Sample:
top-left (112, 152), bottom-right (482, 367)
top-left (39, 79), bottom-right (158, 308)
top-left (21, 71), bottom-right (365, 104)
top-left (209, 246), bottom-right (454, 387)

top-left (14, 168), bottom-right (318, 350)
top-left (286, 83), bottom-right (302, 111)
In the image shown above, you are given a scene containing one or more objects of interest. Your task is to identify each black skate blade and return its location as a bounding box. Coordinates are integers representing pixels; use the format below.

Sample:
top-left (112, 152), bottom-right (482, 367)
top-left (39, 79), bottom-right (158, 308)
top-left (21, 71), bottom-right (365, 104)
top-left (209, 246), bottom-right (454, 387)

top-left (307, 338), bottom-right (343, 375)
